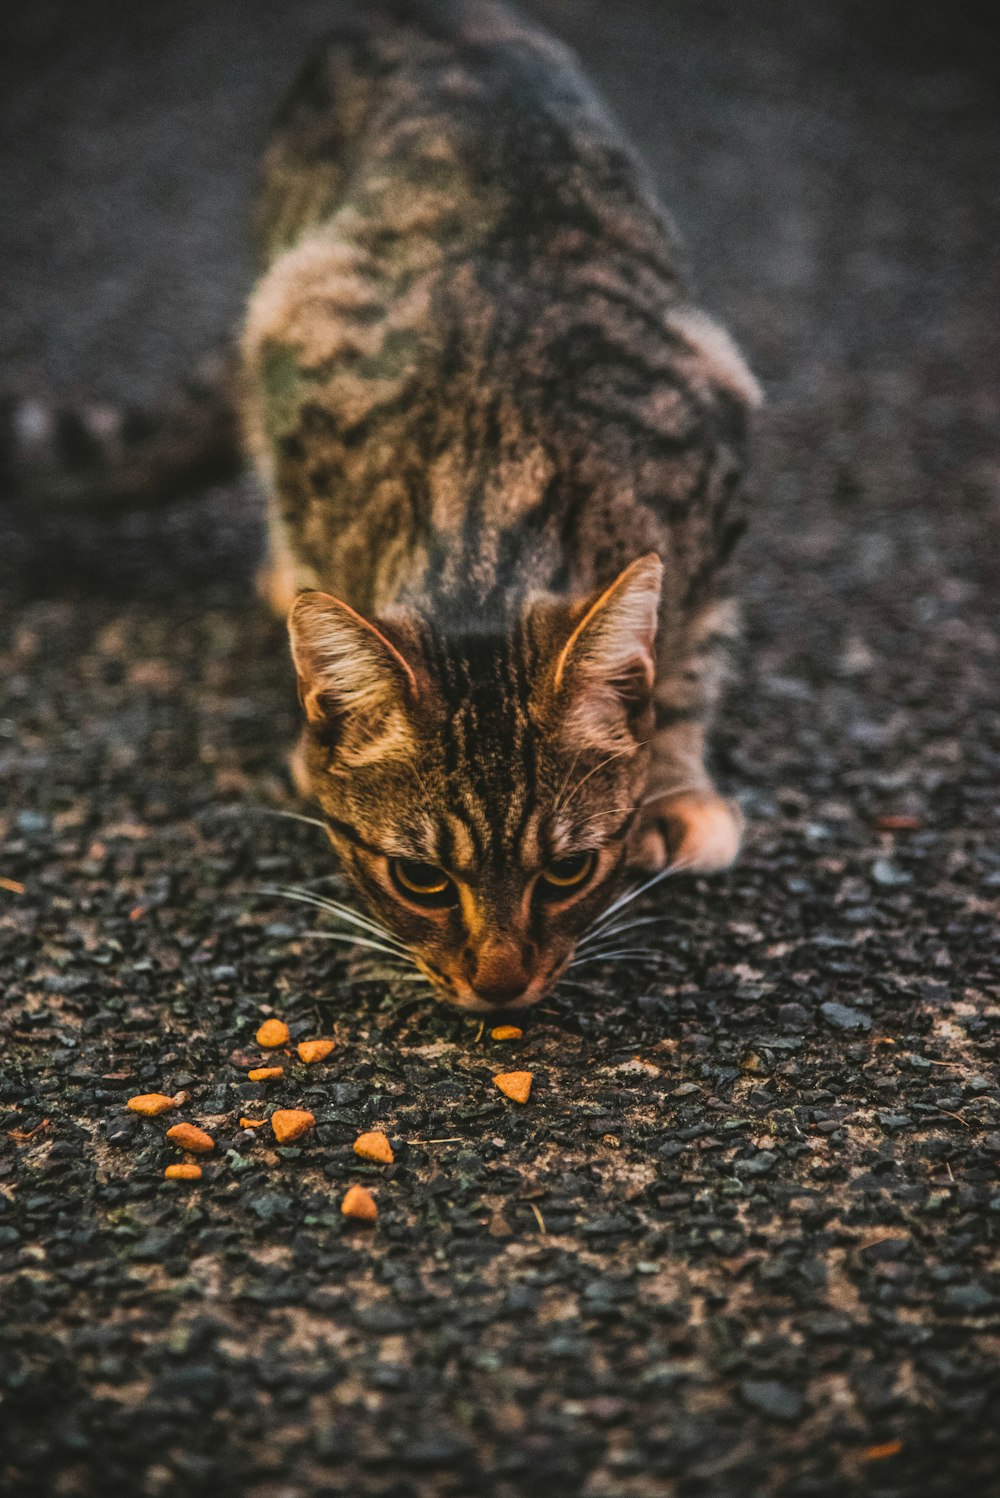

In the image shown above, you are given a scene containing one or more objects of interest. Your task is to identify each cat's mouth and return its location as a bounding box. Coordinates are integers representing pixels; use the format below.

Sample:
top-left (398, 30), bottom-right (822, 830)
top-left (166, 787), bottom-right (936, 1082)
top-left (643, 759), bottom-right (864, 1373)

top-left (417, 955), bottom-right (571, 1013)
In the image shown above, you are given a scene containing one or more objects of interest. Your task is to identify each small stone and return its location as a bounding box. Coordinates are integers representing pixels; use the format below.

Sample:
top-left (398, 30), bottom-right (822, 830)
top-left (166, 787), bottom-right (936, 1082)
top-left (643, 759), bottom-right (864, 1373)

top-left (740, 1379), bottom-right (805, 1422)
top-left (297, 1038), bottom-right (336, 1064)
top-left (256, 1018), bottom-right (290, 1048)
top-left (164, 1163), bottom-right (202, 1182)
top-left (342, 1185), bottom-right (378, 1222)
top-left (491, 1026), bottom-right (523, 1041)
top-left (165, 1123), bottom-right (215, 1154)
top-left (494, 1071), bottom-right (533, 1104)
top-left (127, 1093), bottom-right (177, 1117)
top-left (820, 1002), bottom-right (872, 1032)
top-left (354, 1130), bottom-right (394, 1164)
top-left (942, 1284), bottom-right (995, 1315)
top-left (271, 1109), bottom-right (315, 1144)
top-left (736, 1150), bottom-right (779, 1177)
top-left (248, 1066), bottom-right (284, 1083)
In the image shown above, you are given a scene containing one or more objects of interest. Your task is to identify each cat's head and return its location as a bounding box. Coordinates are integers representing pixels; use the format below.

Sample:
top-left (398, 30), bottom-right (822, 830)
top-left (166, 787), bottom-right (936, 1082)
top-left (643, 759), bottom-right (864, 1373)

top-left (287, 554), bottom-right (662, 1011)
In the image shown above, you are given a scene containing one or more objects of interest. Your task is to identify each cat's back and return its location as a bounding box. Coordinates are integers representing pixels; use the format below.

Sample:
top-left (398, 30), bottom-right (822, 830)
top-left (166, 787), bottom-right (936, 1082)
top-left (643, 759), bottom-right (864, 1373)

top-left (243, 1), bottom-right (760, 619)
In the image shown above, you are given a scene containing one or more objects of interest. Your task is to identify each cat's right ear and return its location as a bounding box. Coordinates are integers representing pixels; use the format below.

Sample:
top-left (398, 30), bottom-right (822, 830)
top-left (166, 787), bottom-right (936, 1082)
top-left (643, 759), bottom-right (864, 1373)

top-left (287, 591), bottom-right (420, 763)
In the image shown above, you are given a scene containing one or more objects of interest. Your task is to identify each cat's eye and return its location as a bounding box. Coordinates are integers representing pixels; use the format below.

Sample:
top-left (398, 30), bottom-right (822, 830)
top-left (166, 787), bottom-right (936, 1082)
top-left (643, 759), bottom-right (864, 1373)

top-left (540, 850), bottom-right (596, 895)
top-left (390, 858), bottom-right (455, 907)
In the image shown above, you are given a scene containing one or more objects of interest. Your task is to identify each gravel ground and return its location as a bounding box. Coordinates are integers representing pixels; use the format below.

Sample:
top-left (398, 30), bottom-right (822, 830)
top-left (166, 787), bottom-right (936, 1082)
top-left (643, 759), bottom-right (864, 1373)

top-left (1, 3), bottom-right (999, 1495)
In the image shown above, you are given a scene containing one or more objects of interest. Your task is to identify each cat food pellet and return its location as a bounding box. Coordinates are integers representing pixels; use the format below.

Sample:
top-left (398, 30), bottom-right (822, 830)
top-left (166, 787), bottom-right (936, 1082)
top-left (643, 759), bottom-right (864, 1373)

top-left (341, 1184), bottom-right (378, 1222)
top-left (353, 1130), bottom-right (394, 1164)
top-left (861, 1441), bottom-right (904, 1462)
top-left (127, 1093), bottom-right (178, 1116)
top-left (256, 1018), bottom-right (290, 1048)
top-left (874, 814), bottom-right (921, 832)
top-left (239, 1117), bottom-right (267, 1129)
top-left (248, 1066), bottom-right (284, 1082)
top-left (271, 1108), bottom-right (315, 1144)
top-left (493, 1071), bottom-right (533, 1104)
top-left (297, 1038), bottom-right (336, 1064)
top-left (164, 1163), bottom-right (202, 1181)
top-left (166, 1123), bottom-right (215, 1154)
top-left (491, 1025), bottom-right (523, 1041)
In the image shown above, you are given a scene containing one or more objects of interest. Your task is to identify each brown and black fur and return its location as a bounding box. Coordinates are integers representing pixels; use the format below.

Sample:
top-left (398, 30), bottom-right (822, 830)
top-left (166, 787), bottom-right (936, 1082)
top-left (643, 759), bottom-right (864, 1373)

top-left (241, 0), bottom-right (761, 1010)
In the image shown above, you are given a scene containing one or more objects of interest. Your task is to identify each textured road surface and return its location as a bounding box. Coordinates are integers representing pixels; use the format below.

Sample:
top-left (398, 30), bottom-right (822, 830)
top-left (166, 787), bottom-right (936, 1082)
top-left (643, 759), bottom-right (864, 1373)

top-left (1, 3), bottom-right (999, 1495)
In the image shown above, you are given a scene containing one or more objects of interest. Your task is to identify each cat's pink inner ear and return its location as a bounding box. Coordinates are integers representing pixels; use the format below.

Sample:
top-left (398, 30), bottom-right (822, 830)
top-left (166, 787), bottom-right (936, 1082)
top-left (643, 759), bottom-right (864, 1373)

top-left (554, 552), bottom-right (663, 701)
top-left (287, 591), bottom-right (418, 730)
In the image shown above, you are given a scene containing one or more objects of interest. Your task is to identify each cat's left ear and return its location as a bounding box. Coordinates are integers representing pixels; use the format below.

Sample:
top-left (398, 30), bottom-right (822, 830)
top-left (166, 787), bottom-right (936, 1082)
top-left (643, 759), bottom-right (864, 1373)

top-left (551, 553), bottom-right (663, 744)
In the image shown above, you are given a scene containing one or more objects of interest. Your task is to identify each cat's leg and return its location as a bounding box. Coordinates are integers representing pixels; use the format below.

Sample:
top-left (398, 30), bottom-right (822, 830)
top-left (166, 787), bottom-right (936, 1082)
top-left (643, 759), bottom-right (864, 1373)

top-left (630, 600), bottom-right (743, 873)
top-left (631, 719), bottom-right (743, 872)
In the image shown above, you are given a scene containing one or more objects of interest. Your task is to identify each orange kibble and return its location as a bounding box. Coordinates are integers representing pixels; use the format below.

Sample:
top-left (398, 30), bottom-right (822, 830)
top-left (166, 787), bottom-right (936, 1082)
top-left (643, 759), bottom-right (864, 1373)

top-left (164, 1163), bottom-right (202, 1181)
top-left (297, 1038), bottom-right (336, 1064)
top-left (127, 1093), bottom-right (178, 1117)
top-left (239, 1117), bottom-right (267, 1130)
top-left (353, 1130), bottom-right (394, 1164)
top-left (861, 1441), bottom-right (903, 1463)
top-left (493, 1071), bottom-right (533, 1104)
top-left (341, 1184), bottom-right (378, 1222)
top-left (271, 1108), bottom-right (315, 1145)
top-left (248, 1066), bottom-right (284, 1083)
top-left (165, 1122), bottom-right (215, 1154)
top-left (256, 1018), bottom-right (290, 1048)
top-left (491, 1025), bottom-right (523, 1041)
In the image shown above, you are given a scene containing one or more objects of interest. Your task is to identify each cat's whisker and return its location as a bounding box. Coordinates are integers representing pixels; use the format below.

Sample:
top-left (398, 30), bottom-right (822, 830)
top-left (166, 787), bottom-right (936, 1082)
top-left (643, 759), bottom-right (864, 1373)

top-left (576, 913), bottom-right (668, 949)
top-left (261, 884), bottom-right (411, 951)
top-left (556, 742), bottom-right (646, 816)
top-left (570, 950), bottom-right (663, 969)
top-left (639, 781), bottom-right (705, 808)
top-left (228, 804), bottom-right (331, 833)
top-left (583, 862), bottom-right (680, 940)
top-left (300, 929), bottom-right (415, 959)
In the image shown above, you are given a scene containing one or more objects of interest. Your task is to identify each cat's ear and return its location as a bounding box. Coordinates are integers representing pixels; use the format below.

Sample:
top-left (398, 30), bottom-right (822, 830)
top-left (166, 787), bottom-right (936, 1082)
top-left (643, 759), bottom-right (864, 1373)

top-left (287, 591), bottom-right (420, 764)
top-left (552, 553), bottom-right (663, 745)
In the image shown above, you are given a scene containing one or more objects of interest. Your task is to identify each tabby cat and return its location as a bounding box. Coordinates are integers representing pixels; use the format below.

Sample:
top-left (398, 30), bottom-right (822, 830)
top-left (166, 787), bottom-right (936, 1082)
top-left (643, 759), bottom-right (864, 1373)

top-left (241, 0), bottom-right (761, 1011)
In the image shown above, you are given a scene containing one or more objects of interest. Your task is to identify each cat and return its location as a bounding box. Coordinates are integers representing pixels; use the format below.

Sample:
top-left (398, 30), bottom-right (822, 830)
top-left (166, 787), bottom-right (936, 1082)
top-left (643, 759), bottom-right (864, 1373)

top-left (240, 0), bottom-right (761, 1012)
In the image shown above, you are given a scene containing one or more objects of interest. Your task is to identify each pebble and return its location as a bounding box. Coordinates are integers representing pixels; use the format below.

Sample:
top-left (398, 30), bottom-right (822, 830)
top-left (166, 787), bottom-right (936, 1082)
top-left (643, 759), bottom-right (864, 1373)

top-left (740, 1379), bottom-right (805, 1422)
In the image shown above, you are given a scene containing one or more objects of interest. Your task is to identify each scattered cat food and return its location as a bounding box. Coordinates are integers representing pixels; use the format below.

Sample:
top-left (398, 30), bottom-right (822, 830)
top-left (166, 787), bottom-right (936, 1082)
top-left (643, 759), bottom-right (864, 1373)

top-left (493, 1071), bottom-right (533, 1104)
top-left (239, 1117), bottom-right (267, 1130)
top-left (256, 1018), bottom-right (290, 1048)
top-left (491, 1025), bottom-right (523, 1041)
top-left (271, 1108), bottom-right (315, 1144)
top-left (341, 1184), bottom-right (378, 1222)
top-left (248, 1066), bottom-right (284, 1083)
top-left (164, 1163), bottom-right (202, 1181)
top-left (127, 1093), bottom-right (178, 1117)
top-left (354, 1130), bottom-right (394, 1164)
top-left (297, 1038), bottom-right (336, 1064)
top-left (166, 1123), bottom-right (215, 1154)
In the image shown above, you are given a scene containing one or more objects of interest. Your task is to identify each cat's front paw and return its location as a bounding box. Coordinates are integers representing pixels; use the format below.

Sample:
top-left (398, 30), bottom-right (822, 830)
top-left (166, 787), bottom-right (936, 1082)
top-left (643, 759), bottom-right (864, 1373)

top-left (630, 790), bottom-right (743, 873)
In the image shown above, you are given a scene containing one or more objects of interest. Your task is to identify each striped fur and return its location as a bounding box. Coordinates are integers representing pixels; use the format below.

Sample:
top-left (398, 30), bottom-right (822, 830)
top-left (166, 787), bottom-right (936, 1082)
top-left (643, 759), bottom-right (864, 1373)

top-left (243, 0), bottom-right (760, 1008)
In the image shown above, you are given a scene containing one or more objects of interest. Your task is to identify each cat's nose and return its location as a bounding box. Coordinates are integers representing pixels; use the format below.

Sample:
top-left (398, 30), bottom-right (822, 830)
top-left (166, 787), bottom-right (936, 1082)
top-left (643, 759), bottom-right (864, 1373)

top-left (467, 935), bottom-right (532, 1005)
top-left (472, 977), bottom-right (528, 1006)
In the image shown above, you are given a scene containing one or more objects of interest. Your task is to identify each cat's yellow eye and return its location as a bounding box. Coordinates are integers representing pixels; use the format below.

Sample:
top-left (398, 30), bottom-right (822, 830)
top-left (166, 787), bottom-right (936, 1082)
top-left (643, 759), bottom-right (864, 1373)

top-left (541, 850), bottom-right (596, 894)
top-left (390, 858), bottom-right (455, 906)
